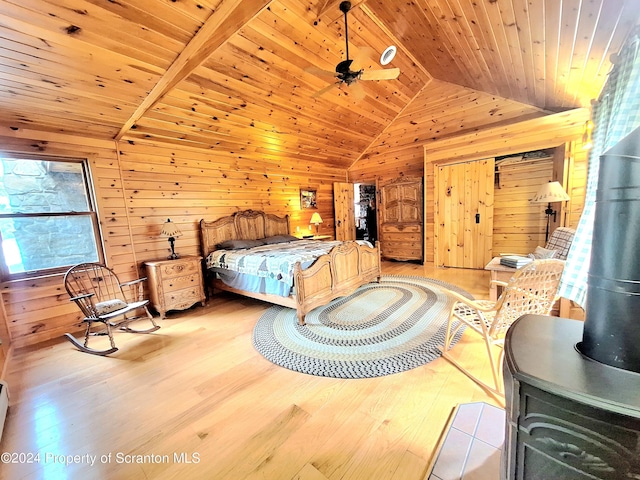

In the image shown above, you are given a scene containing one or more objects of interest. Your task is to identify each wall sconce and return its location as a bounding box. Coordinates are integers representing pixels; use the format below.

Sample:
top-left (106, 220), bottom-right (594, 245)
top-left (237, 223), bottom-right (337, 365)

top-left (161, 218), bottom-right (182, 259)
top-left (310, 212), bottom-right (323, 234)
top-left (582, 120), bottom-right (594, 150)
top-left (531, 181), bottom-right (570, 241)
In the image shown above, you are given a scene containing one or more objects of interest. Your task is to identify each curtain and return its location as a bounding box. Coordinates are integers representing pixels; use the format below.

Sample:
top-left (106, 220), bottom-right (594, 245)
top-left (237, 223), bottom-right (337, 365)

top-left (558, 27), bottom-right (640, 308)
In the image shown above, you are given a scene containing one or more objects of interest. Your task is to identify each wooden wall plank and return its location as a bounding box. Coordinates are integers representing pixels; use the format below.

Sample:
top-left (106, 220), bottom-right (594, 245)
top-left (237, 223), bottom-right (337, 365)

top-left (0, 128), bottom-right (346, 348)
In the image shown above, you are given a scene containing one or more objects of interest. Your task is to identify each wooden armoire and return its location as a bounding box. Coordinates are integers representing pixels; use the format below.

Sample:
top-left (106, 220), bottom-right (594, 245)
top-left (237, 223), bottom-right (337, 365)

top-left (379, 177), bottom-right (423, 262)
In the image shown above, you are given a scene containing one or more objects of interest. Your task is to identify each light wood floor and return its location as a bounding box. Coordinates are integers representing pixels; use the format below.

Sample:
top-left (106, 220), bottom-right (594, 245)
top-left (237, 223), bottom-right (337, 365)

top-left (0, 262), bottom-right (502, 480)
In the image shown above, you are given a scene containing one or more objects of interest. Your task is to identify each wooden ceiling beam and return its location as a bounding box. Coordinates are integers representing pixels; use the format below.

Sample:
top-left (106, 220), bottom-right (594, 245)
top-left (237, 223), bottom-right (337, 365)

top-left (115, 0), bottom-right (273, 140)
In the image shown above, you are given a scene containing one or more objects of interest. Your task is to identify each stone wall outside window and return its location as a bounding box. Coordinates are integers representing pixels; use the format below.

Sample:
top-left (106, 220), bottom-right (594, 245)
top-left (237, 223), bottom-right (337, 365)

top-left (0, 159), bottom-right (98, 273)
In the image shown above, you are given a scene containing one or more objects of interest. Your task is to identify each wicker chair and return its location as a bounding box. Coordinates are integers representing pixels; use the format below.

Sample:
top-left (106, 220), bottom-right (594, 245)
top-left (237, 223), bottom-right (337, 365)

top-left (64, 263), bottom-right (160, 355)
top-left (440, 259), bottom-right (565, 396)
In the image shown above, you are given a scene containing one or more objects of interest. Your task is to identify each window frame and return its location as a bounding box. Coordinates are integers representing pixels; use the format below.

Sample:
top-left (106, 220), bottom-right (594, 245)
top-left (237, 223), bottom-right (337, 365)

top-left (0, 154), bottom-right (105, 281)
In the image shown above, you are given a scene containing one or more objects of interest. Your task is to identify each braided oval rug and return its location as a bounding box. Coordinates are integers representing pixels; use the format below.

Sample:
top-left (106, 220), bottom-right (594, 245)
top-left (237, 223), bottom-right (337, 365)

top-left (252, 275), bottom-right (471, 379)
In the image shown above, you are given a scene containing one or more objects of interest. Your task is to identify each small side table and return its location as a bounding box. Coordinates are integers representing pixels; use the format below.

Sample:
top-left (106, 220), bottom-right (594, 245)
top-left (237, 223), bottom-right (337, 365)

top-left (484, 256), bottom-right (516, 301)
top-left (145, 256), bottom-right (206, 319)
top-left (484, 256), bottom-right (571, 316)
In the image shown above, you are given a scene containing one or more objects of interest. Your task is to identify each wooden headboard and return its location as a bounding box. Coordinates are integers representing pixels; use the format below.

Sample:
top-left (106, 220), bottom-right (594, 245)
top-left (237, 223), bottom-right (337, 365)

top-left (200, 210), bottom-right (290, 257)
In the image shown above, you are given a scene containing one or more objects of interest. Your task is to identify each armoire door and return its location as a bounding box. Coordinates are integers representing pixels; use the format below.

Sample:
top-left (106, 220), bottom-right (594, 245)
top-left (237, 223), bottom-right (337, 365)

top-left (380, 177), bottom-right (423, 262)
top-left (435, 159), bottom-right (494, 268)
top-left (333, 182), bottom-right (355, 241)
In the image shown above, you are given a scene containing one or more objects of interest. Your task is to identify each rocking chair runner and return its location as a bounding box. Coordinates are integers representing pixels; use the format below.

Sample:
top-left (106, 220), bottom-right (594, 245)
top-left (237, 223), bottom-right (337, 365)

top-left (440, 259), bottom-right (565, 397)
top-left (64, 263), bottom-right (160, 355)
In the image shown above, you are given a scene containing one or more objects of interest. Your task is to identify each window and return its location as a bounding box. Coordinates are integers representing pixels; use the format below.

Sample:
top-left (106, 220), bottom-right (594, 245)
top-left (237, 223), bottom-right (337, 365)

top-left (0, 155), bottom-right (103, 280)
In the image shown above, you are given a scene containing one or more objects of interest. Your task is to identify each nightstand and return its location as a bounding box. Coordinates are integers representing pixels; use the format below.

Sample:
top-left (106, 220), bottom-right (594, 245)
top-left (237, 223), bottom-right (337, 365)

top-left (144, 256), bottom-right (206, 319)
top-left (297, 235), bottom-right (332, 241)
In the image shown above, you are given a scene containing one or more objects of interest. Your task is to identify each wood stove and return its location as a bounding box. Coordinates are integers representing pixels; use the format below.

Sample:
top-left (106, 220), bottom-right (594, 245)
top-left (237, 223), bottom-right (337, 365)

top-left (502, 128), bottom-right (640, 479)
top-left (503, 315), bottom-right (640, 479)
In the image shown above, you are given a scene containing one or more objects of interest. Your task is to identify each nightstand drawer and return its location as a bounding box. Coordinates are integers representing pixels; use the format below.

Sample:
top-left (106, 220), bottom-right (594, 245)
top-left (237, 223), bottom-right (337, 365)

top-left (166, 287), bottom-right (203, 309)
top-left (163, 273), bottom-right (201, 291)
top-left (160, 260), bottom-right (199, 277)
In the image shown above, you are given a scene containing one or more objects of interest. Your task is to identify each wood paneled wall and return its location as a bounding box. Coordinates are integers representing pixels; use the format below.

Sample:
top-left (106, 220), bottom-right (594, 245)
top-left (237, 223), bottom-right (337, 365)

top-left (423, 108), bottom-right (590, 263)
top-left (493, 154), bottom-right (556, 254)
top-left (117, 139), bottom-right (345, 268)
top-left (0, 128), bottom-right (346, 349)
top-left (493, 141), bottom-right (588, 257)
top-left (347, 80), bottom-right (547, 185)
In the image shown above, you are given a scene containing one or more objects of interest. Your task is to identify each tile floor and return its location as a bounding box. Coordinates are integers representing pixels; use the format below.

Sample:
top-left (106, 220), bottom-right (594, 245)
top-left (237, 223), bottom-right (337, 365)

top-left (428, 402), bottom-right (505, 480)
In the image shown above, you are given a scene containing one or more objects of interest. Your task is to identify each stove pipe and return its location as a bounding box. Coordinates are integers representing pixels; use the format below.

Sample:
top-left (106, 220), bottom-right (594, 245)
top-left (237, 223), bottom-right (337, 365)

top-left (580, 126), bottom-right (640, 373)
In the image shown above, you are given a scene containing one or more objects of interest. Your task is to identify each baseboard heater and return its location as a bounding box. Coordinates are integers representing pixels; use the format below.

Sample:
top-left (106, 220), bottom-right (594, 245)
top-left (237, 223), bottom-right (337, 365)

top-left (0, 381), bottom-right (8, 441)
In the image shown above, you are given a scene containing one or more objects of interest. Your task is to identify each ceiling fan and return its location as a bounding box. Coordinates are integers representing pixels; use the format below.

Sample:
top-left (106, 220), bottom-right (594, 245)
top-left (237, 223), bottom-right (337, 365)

top-left (308, 1), bottom-right (400, 99)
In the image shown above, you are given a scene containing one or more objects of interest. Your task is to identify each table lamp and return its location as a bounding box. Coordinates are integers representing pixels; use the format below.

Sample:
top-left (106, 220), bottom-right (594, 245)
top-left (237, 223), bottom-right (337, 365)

top-left (161, 218), bottom-right (183, 259)
top-left (310, 212), bottom-right (323, 234)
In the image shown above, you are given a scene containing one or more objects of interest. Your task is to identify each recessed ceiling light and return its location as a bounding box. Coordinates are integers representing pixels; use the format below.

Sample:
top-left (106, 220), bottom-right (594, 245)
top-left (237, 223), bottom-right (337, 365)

top-left (380, 45), bottom-right (397, 65)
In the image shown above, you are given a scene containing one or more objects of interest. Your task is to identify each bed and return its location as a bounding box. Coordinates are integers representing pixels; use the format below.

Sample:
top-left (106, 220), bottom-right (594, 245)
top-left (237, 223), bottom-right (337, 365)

top-left (200, 210), bottom-right (381, 325)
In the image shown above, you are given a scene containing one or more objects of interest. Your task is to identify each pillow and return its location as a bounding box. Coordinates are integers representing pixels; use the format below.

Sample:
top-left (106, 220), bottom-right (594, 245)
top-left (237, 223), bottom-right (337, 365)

top-left (95, 299), bottom-right (127, 315)
top-left (262, 235), bottom-right (300, 245)
top-left (216, 239), bottom-right (265, 250)
top-left (528, 246), bottom-right (558, 259)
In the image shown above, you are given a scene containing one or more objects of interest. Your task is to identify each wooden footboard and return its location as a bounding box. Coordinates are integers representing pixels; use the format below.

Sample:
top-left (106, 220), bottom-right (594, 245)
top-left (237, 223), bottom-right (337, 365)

top-left (293, 241), bottom-right (381, 325)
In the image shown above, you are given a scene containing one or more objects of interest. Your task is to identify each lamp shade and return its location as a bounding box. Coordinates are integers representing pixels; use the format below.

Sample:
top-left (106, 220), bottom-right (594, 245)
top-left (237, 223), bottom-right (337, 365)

top-left (531, 181), bottom-right (570, 204)
top-left (310, 212), bottom-right (323, 225)
top-left (161, 218), bottom-right (182, 238)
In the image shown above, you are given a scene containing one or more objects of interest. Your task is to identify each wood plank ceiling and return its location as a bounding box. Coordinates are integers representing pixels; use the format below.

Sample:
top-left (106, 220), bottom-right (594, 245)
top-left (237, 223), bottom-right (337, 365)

top-left (0, 0), bottom-right (638, 169)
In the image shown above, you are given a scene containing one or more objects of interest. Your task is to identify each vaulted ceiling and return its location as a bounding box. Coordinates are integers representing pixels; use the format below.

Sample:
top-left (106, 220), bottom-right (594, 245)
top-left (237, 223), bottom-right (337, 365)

top-left (0, 0), bottom-right (638, 169)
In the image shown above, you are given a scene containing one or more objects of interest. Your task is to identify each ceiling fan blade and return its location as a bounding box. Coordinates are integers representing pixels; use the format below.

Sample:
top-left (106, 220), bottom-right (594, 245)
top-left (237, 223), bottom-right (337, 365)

top-left (348, 81), bottom-right (366, 101)
top-left (305, 66), bottom-right (339, 78)
top-left (312, 82), bottom-right (340, 98)
top-left (360, 67), bottom-right (400, 81)
top-left (350, 46), bottom-right (376, 71)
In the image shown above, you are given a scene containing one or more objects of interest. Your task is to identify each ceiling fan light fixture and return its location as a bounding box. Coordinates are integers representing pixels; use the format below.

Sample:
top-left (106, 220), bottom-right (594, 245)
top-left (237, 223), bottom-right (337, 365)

top-left (308, 2), bottom-right (401, 99)
top-left (380, 46), bottom-right (397, 65)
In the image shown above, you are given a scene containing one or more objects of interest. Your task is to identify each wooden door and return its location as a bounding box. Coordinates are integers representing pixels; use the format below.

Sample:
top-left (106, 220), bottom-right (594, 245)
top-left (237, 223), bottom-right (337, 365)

top-left (380, 177), bottom-right (423, 261)
top-left (435, 159), bottom-right (494, 268)
top-left (333, 182), bottom-right (355, 241)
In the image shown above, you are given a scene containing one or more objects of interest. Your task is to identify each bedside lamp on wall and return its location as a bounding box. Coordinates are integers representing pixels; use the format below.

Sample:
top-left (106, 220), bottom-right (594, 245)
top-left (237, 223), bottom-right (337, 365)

top-left (310, 212), bottom-right (323, 234)
top-left (161, 218), bottom-right (182, 260)
top-left (531, 181), bottom-right (570, 242)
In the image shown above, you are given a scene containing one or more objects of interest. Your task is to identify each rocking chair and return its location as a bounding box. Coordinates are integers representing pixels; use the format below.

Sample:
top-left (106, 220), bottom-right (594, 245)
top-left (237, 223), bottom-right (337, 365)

top-left (64, 263), bottom-right (160, 355)
top-left (440, 259), bottom-right (565, 396)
